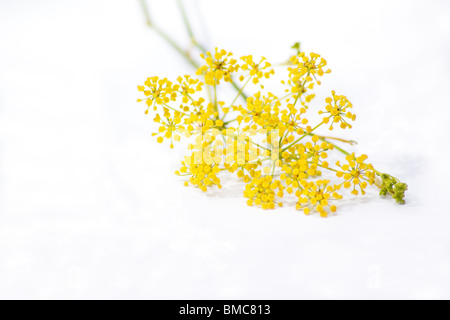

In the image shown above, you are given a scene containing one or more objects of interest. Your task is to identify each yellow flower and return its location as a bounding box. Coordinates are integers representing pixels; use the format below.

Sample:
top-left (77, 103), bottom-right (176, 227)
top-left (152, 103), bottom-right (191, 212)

top-left (244, 175), bottom-right (283, 209)
top-left (177, 152), bottom-right (222, 192)
top-left (176, 75), bottom-right (203, 104)
top-left (183, 99), bottom-right (218, 134)
top-left (335, 153), bottom-right (375, 195)
top-left (196, 48), bottom-right (239, 85)
top-left (295, 179), bottom-right (342, 217)
top-left (224, 160), bottom-right (260, 183)
top-left (319, 91), bottom-right (356, 130)
top-left (288, 52), bottom-right (331, 86)
top-left (137, 76), bottom-right (176, 112)
top-left (151, 107), bottom-right (185, 148)
top-left (240, 55), bottom-right (275, 87)
top-left (296, 135), bottom-right (334, 168)
top-left (237, 92), bottom-right (282, 130)
top-left (280, 157), bottom-right (311, 194)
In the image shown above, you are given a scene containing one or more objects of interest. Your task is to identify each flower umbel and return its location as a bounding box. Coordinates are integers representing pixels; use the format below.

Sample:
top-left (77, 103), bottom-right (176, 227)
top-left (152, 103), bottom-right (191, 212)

top-left (137, 77), bottom-right (176, 112)
top-left (296, 179), bottom-right (342, 217)
top-left (320, 91), bottom-right (356, 130)
top-left (240, 55), bottom-right (275, 87)
top-left (335, 153), bottom-right (375, 195)
top-left (244, 175), bottom-right (283, 210)
top-left (289, 52), bottom-right (331, 86)
top-left (196, 48), bottom-right (239, 85)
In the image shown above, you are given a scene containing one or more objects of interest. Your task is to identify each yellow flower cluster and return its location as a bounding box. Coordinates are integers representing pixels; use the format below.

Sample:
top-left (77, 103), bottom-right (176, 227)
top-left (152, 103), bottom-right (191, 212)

top-left (244, 175), bottom-right (283, 209)
top-left (178, 159), bottom-right (222, 192)
top-left (237, 92), bottom-right (281, 129)
top-left (137, 46), bottom-right (407, 217)
top-left (177, 75), bottom-right (203, 103)
top-left (151, 110), bottom-right (184, 148)
top-left (283, 52), bottom-right (331, 96)
top-left (137, 77), bottom-right (177, 112)
top-left (240, 55), bottom-right (275, 87)
top-left (296, 180), bottom-right (342, 217)
top-left (335, 153), bottom-right (375, 195)
top-left (319, 91), bottom-right (356, 130)
top-left (297, 135), bottom-right (333, 169)
top-left (196, 48), bottom-right (239, 85)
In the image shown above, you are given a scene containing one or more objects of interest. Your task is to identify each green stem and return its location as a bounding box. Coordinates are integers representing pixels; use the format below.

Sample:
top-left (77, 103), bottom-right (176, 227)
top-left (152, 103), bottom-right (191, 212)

top-left (152, 24), bottom-right (199, 69)
top-left (223, 119), bottom-right (237, 126)
top-left (273, 92), bottom-right (293, 105)
top-left (162, 103), bottom-right (189, 116)
top-left (213, 84), bottom-right (218, 116)
top-left (270, 161), bottom-right (276, 176)
top-left (231, 76), bottom-right (251, 107)
top-left (139, 0), bottom-right (152, 26)
top-left (282, 123), bottom-right (323, 152)
top-left (250, 141), bottom-right (270, 151)
top-left (175, 0), bottom-right (208, 52)
top-left (373, 169), bottom-right (400, 183)
top-left (176, 0), bottom-right (194, 43)
top-left (316, 135), bottom-right (357, 145)
top-left (231, 78), bottom-right (248, 100)
top-left (292, 93), bottom-right (301, 108)
top-left (292, 77), bottom-right (308, 108)
top-left (315, 163), bottom-right (338, 172)
top-left (317, 137), bottom-right (350, 156)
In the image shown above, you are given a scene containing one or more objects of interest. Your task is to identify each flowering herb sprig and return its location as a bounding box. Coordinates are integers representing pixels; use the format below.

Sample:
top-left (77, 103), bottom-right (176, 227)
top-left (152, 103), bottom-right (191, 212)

top-left (137, 0), bottom-right (407, 217)
top-left (137, 48), bottom-right (407, 217)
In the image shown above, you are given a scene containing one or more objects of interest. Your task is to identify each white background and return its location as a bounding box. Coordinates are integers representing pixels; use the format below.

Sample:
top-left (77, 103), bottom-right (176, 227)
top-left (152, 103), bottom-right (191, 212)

top-left (0, 0), bottom-right (449, 299)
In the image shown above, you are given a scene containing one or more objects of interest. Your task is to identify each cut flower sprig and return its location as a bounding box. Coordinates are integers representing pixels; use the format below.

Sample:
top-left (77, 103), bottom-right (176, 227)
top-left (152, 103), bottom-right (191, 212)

top-left (137, 47), bottom-right (408, 217)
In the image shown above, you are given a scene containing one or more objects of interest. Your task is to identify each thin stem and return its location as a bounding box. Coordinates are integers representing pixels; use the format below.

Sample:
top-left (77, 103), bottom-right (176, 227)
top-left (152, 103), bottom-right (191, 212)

top-left (317, 137), bottom-right (350, 155)
top-left (230, 76), bottom-right (251, 107)
top-left (292, 77), bottom-right (308, 108)
top-left (205, 81), bottom-right (213, 104)
top-left (231, 78), bottom-right (248, 100)
top-left (250, 140), bottom-right (270, 151)
top-left (140, 3), bottom-right (194, 64)
top-left (316, 135), bottom-right (356, 145)
top-left (213, 83), bottom-right (218, 116)
top-left (373, 169), bottom-right (400, 183)
top-left (221, 77), bottom-right (250, 121)
top-left (175, 0), bottom-right (208, 52)
top-left (270, 161), bottom-right (276, 176)
top-left (315, 163), bottom-right (338, 172)
top-left (292, 93), bottom-right (301, 108)
top-left (223, 119), bottom-right (237, 126)
top-left (152, 24), bottom-right (199, 69)
top-left (139, 0), bottom-right (152, 26)
top-left (282, 123), bottom-right (323, 152)
top-left (176, 0), bottom-right (194, 42)
top-left (273, 92), bottom-right (293, 105)
top-left (162, 103), bottom-right (189, 116)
